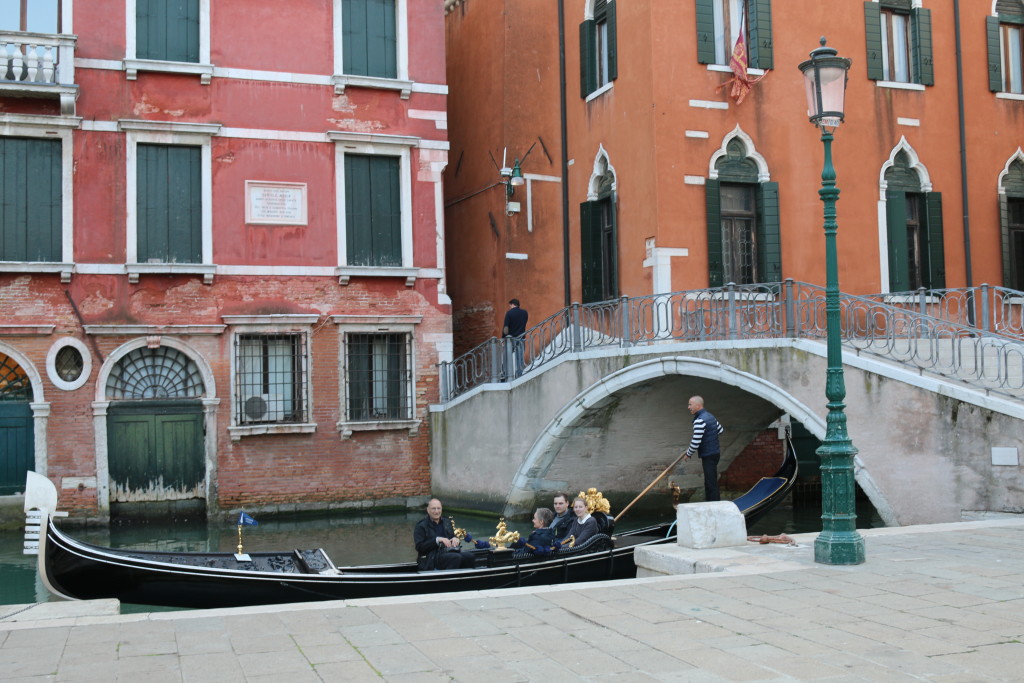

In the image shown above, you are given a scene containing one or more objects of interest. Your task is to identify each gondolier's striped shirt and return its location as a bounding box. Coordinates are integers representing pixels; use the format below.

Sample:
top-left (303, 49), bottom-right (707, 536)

top-left (685, 410), bottom-right (724, 457)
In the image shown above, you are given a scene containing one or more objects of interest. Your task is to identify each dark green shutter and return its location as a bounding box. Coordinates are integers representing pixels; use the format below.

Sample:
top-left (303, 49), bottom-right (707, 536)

top-left (606, 0), bottom-right (618, 82)
top-left (864, 2), bottom-right (883, 80)
top-left (706, 179), bottom-right (724, 288)
top-left (988, 16), bottom-right (1004, 92)
top-left (107, 402), bottom-right (203, 498)
top-left (695, 0), bottom-right (716, 64)
top-left (0, 137), bottom-right (61, 262)
top-left (137, 0), bottom-right (199, 63)
top-left (137, 144), bottom-right (202, 264)
top-left (747, 0), bottom-right (773, 70)
top-left (345, 155), bottom-right (401, 267)
top-left (886, 189), bottom-right (909, 291)
top-left (912, 8), bottom-right (933, 86)
top-left (925, 192), bottom-right (945, 289)
top-left (580, 201), bottom-right (601, 303)
top-left (1001, 193), bottom-right (1012, 286)
top-left (757, 182), bottom-right (781, 282)
top-left (0, 403), bottom-right (34, 496)
top-left (343, 0), bottom-right (397, 79)
top-left (580, 20), bottom-right (596, 97)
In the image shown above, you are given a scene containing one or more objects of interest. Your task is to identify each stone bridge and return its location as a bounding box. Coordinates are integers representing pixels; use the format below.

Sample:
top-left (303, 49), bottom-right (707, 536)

top-left (429, 339), bottom-right (1024, 526)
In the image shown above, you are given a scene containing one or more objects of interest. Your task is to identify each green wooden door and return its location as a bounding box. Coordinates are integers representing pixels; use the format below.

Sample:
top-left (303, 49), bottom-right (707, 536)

top-left (107, 401), bottom-right (204, 502)
top-left (0, 403), bottom-right (33, 495)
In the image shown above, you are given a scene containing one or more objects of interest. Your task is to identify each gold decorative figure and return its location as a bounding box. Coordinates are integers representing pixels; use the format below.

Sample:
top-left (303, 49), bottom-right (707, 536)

top-left (577, 487), bottom-right (612, 515)
top-left (489, 517), bottom-right (520, 550)
top-left (449, 516), bottom-right (466, 542)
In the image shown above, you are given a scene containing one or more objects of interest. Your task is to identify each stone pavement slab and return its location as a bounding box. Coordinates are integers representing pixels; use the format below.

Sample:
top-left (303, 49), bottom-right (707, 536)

top-left (2, 520), bottom-right (1024, 681)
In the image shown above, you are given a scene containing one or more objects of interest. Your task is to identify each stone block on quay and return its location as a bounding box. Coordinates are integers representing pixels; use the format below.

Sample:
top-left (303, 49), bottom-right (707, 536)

top-left (676, 501), bottom-right (747, 549)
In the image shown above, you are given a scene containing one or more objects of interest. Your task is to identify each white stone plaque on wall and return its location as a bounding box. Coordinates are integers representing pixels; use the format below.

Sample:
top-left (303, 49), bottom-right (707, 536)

top-left (245, 181), bottom-right (308, 225)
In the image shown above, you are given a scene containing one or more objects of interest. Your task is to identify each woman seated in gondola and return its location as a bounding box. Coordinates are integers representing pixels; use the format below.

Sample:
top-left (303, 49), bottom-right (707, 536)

top-left (559, 497), bottom-right (598, 547)
top-left (523, 508), bottom-right (556, 552)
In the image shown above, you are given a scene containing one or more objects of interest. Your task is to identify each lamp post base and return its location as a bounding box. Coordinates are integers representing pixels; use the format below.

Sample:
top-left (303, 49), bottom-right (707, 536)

top-left (814, 530), bottom-right (866, 565)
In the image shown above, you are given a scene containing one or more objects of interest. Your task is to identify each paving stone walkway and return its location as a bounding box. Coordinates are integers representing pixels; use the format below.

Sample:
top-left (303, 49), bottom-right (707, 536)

top-left (3, 520), bottom-right (1024, 681)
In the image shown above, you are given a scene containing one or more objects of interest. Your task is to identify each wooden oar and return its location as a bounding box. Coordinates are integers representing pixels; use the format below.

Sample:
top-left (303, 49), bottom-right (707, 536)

top-left (614, 451), bottom-right (688, 522)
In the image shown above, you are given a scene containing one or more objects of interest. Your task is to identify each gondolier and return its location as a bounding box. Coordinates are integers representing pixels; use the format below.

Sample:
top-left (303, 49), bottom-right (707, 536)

top-left (682, 396), bottom-right (724, 502)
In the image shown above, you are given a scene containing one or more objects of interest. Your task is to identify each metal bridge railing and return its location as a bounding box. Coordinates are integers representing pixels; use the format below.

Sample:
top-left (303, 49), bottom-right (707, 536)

top-left (438, 281), bottom-right (1024, 403)
top-left (865, 285), bottom-right (1024, 339)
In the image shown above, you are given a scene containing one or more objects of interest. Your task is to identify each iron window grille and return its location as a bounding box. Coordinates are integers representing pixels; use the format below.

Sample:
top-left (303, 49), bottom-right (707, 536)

top-left (235, 334), bottom-right (307, 424)
top-left (721, 183), bottom-right (759, 285)
top-left (345, 332), bottom-right (412, 421)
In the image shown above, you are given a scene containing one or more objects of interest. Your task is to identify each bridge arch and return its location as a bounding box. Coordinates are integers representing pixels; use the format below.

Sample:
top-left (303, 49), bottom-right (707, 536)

top-left (503, 355), bottom-right (893, 522)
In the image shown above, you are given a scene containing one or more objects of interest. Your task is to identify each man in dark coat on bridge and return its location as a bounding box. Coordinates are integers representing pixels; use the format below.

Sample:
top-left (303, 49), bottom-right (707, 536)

top-left (413, 498), bottom-right (475, 570)
top-left (682, 396), bottom-right (725, 502)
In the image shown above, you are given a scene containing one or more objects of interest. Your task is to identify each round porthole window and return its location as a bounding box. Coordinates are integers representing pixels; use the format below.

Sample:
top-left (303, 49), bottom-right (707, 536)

top-left (46, 338), bottom-right (92, 391)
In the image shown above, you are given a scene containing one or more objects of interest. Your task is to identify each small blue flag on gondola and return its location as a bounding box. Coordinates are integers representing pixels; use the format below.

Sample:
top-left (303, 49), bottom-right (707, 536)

top-left (238, 511), bottom-right (258, 526)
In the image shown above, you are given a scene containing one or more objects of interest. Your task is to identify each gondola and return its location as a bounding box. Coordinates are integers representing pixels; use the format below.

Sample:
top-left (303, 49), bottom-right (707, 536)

top-left (22, 444), bottom-right (797, 609)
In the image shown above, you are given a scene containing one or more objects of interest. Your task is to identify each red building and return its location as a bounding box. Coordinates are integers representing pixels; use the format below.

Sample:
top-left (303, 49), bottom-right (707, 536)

top-left (0, 0), bottom-right (451, 520)
top-left (444, 0), bottom-right (1024, 354)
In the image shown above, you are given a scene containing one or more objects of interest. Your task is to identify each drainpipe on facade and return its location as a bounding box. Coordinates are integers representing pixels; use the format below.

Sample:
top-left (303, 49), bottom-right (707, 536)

top-left (953, 0), bottom-right (976, 324)
top-left (558, 0), bottom-right (571, 307)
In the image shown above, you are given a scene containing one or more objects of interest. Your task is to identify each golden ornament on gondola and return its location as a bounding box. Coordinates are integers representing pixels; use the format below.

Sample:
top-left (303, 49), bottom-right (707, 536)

top-left (489, 517), bottom-right (520, 550)
top-left (577, 487), bottom-right (611, 515)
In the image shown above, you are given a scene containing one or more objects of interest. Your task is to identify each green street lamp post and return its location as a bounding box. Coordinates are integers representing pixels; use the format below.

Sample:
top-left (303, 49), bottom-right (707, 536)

top-left (798, 38), bottom-right (865, 565)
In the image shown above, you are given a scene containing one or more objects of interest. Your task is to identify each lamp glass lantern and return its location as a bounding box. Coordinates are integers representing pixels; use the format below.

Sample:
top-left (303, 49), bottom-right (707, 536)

top-left (799, 38), bottom-right (852, 130)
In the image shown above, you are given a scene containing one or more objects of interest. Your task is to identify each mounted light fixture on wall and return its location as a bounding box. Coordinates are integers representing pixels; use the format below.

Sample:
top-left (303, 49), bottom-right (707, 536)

top-left (495, 142), bottom-right (536, 215)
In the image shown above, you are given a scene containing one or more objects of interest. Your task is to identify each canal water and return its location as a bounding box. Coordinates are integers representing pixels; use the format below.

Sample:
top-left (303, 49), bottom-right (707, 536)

top-left (0, 499), bottom-right (881, 612)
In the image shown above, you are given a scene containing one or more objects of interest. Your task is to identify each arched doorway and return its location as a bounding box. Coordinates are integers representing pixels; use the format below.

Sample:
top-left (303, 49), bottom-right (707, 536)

top-left (104, 346), bottom-right (206, 511)
top-left (0, 353), bottom-right (34, 495)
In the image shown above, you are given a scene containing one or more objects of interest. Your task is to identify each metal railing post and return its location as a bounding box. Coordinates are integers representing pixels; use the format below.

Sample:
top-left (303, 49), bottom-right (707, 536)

top-left (784, 279), bottom-right (796, 337)
top-left (571, 303), bottom-right (583, 352)
top-left (489, 337), bottom-right (501, 383)
top-left (439, 361), bottom-right (450, 402)
top-left (917, 287), bottom-right (927, 316)
top-left (726, 282), bottom-right (737, 340)
top-left (619, 296), bottom-right (631, 347)
top-left (981, 283), bottom-right (991, 332)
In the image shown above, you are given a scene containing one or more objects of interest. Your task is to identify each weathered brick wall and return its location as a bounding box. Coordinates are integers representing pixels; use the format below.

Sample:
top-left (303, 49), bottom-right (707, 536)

top-left (720, 429), bottom-right (785, 492)
top-left (1, 272), bottom-right (448, 517)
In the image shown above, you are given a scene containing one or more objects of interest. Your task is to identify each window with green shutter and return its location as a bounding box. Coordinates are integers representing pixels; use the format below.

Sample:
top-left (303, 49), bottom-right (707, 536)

top-left (988, 3), bottom-right (1024, 94)
top-left (136, 144), bottom-right (202, 264)
top-left (136, 0), bottom-right (199, 63)
top-left (342, 0), bottom-right (397, 79)
top-left (580, 0), bottom-right (617, 98)
top-left (1000, 159), bottom-right (1024, 289)
top-left (705, 139), bottom-right (780, 287)
top-left (695, 0), bottom-right (773, 70)
top-left (884, 155), bottom-right (944, 291)
top-left (0, 137), bottom-right (61, 263)
top-left (345, 154), bottom-right (402, 267)
top-left (579, 197), bottom-right (617, 303)
top-left (864, 2), bottom-right (932, 86)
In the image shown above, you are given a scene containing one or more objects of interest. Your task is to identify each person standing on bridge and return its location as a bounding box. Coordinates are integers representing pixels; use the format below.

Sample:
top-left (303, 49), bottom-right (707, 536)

top-left (682, 396), bottom-right (725, 502)
top-left (502, 298), bottom-right (529, 378)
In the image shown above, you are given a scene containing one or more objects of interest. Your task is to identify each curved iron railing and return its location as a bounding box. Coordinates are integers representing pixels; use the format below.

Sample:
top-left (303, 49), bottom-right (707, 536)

top-left (438, 281), bottom-right (1024, 402)
top-left (865, 285), bottom-right (1024, 339)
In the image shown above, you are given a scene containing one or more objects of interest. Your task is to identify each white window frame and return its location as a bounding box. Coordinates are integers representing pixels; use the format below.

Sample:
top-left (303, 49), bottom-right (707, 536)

top-left (333, 315), bottom-right (420, 439)
top-left (713, 0), bottom-right (746, 66)
top-left (223, 315), bottom-right (318, 441)
top-left (46, 337), bottom-right (92, 391)
top-left (332, 0), bottom-right (411, 98)
top-left (120, 119), bottom-right (220, 283)
top-left (330, 131), bottom-right (416, 284)
top-left (0, 114), bottom-right (78, 282)
top-left (124, 0), bottom-right (213, 84)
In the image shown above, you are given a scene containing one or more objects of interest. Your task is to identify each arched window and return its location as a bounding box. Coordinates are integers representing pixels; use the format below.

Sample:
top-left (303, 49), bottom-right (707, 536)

top-left (105, 346), bottom-right (204, 400)
top-left (1000, 154), bottom-right (1024, 289)
top-left (580, 148), bottom-right (617, 303)
top-left (706, 135), bottom-right (779, 287)
top-left (883, 149), bottom-right (944, 292)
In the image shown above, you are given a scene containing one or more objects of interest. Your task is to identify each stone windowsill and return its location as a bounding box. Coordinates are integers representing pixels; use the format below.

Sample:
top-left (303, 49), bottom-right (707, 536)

top-left (332, 74), bottom-right (413, 99)
top-left (337, 419), bottom-right (420, 439)
top-left (228, 423), bottom-right (318, 442)
top-left (126, 263), bottom-right (217, 284)
top-left (124, 59), bottom-right (214, 84)
top-left (336, 266), bottom-right (417, 286)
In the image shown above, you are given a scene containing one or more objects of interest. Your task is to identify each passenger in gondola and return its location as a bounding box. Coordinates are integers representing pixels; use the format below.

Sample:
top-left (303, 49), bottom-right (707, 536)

top-left (523, 508), bottom-right (556, 552)
top-left (560, 497), bottom-right (598, 547)
top-left (413, 498), bottom-right (476, 570)
top-left (549, 493), bottom-right (574, 538)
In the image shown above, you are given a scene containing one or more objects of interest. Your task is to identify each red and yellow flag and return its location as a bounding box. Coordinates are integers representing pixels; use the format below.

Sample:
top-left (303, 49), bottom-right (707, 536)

top-left (717, 28), bottom-right (767, 105)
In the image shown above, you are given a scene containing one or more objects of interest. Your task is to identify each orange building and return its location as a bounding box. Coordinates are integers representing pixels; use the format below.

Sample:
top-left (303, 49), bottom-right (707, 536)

top-left (444, 0), bottom-right (1024, 354)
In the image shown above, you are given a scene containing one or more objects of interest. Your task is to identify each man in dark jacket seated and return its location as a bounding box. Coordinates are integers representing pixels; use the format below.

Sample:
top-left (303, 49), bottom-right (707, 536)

top-left (413, 498), bottom-right (476, 570)
top-left (549, 493), bottom-right (574, 539)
